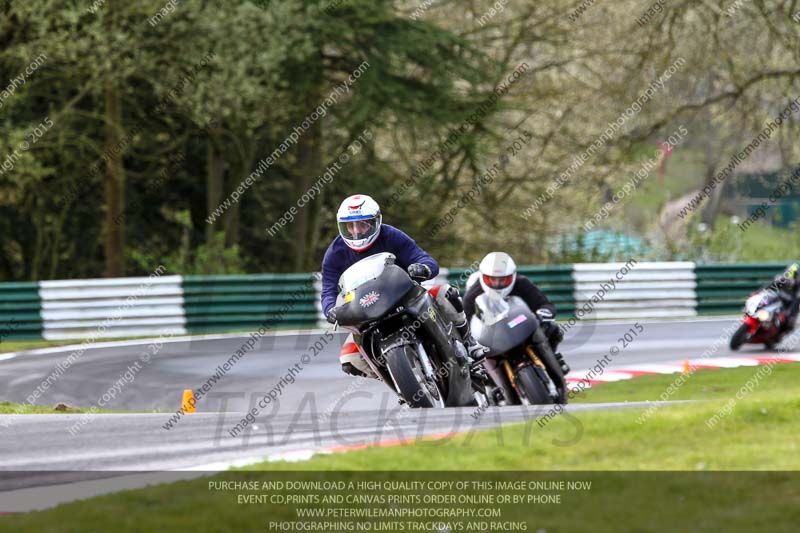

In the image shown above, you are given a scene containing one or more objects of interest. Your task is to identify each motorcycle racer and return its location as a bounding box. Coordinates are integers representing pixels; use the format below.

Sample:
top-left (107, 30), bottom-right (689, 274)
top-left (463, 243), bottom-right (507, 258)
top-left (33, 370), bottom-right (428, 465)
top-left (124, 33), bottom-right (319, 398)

top-left (766, 262), bottom-right (800, 331)
top-left (464, 252), bottom-right (570, 375)
top-left (321, 194), bottom-right (485, 378)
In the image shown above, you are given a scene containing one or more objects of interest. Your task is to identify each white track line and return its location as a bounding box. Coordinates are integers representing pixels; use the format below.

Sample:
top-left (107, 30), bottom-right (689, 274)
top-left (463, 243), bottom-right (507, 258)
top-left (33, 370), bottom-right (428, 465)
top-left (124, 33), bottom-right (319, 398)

top-left (566, 354), bottom-right (800, 385)
top-left (0, 328), bottom-right (339, 361)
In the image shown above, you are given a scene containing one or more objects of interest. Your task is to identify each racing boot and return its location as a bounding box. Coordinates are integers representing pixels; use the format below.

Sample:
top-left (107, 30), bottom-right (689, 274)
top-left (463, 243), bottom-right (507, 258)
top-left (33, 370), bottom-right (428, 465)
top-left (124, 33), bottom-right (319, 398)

top-left (456, 319), bottom-right (488, 362)
top-left (554, 351), bottom-right (570, 375)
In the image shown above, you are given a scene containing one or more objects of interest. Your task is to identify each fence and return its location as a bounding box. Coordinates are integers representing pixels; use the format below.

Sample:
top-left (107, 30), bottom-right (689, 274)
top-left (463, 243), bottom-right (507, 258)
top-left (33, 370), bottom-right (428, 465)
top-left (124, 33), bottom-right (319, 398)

top-left (573, 261), bottom-right (696, 318)
top-left (0, 282), bottom-right (42, 341)
top-left (695, 262), bottom-right (786, 315)
top-left (0, 262), bottom-right (788, 341)
top-left (183, 274), bottom-right (318, 334)
top-left (39, 276), bottom-right (186, 340)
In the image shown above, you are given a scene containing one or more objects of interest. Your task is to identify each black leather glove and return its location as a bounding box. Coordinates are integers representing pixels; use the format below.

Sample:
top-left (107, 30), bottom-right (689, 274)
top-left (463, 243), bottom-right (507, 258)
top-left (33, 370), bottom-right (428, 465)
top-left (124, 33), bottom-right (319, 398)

top-left (544, 321), bottom-right (564, 345)
top-left (536, 308), bottom-right (563, 347)
top-left (341, 362), bottom-right (366, 377)
top-left (326, 307), bottom-right (338, 324)
top-left (407, 263), bottom-right (432, 282)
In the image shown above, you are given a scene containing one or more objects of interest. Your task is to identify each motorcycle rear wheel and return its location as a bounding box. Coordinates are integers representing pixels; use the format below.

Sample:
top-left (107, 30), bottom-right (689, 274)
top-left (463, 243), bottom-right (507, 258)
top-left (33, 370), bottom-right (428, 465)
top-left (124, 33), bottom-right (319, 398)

top-left (516, 365), bottom-right (553, 405)
top-left (384, 344), bottom-right (445, 408)
top-left (729, 323), bottom-right (750, 351)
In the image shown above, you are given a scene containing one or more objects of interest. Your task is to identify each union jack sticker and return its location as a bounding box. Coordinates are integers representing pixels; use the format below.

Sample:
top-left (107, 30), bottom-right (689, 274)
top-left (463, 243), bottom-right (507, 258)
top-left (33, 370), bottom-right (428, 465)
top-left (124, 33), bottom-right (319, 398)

top-left (359, 291), bottom-right (380, 308)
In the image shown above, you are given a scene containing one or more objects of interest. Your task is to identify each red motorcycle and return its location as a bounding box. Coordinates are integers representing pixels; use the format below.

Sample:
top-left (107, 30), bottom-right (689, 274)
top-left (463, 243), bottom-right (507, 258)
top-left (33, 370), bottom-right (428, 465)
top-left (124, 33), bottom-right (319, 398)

top-left (729, 289), bottom-right (787, 350)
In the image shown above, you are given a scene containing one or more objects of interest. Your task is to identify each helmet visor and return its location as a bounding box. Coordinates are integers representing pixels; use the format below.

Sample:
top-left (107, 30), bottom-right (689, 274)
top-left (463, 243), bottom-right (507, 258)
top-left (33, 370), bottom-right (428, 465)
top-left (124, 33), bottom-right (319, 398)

top-left (482, 273), bottom-right (514, 290)
top-left (338, 216), bottom-right (379, 242)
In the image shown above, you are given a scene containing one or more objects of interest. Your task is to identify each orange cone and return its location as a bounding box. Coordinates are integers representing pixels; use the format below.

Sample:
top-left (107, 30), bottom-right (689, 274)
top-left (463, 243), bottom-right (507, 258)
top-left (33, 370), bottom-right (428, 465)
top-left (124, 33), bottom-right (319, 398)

top-left (683, 359), bottom-right (691, 375)
top-left (181, 389), bottom-right (196, 414)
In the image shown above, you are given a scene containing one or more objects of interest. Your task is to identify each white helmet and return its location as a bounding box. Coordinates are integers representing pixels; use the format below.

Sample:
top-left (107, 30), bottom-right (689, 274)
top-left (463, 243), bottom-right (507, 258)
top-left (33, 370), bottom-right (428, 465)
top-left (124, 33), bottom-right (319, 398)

top-left (479, 252), bottom-right (517, 299)
top-left (336, 194), bottom-right (382, 251)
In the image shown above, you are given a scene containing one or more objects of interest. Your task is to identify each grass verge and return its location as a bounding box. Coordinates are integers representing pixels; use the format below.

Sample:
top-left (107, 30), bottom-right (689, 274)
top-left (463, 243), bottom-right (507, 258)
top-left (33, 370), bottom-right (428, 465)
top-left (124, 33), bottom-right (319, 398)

top-left (570, 361), bottom-right (798, 403)
top-left (0, 401), bottom-right (158, 415)
top-left (0, 339), bottom-right (77, 354)
top-left (3, 365), bottom-right (799, 531)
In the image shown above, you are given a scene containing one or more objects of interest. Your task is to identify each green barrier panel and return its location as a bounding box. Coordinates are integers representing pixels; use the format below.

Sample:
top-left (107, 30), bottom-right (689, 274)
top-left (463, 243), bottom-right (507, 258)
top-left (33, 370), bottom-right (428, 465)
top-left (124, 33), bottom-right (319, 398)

top-left (446, 265), bottom-right (576, 315)
top-left (182, 274), bottom-right (320, 334)
top-left (695, 262), bottom-right (787, 315)
top-left (0, 282), bottom-right (43, 340)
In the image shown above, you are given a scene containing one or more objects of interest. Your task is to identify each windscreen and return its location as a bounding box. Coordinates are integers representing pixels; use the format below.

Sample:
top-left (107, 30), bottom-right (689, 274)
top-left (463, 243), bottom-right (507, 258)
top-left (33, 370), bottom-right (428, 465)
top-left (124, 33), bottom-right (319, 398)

top-left (475, 293), bottom-right (511, 326)
top-left (338, 252), bottom-right (396, 294)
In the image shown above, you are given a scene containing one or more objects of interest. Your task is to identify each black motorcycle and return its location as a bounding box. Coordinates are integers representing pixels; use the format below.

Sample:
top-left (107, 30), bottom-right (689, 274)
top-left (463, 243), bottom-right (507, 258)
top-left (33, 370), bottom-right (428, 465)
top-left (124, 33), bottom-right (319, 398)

top-left (471, 295), bottom-right (566, 405)
top-left (333, 252), bottom-right (485, 408)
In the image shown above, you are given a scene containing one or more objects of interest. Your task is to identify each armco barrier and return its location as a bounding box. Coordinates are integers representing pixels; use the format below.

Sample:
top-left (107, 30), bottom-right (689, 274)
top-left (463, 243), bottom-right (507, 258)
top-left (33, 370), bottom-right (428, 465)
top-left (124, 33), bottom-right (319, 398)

top-left (0, 262), bottom-right (792, 341)
top-left (39, 276), bottom-right (186, 340)
top-left (520, 265), bottom-right (577, 315)
top-left (0, 282), bottom-right (42, 340)
top-left (573, 261), bottom-right (696, 319)
top-left (183, 274), bottom-right (319, 334)
top-left (695, 262), bottom-right (786, 315)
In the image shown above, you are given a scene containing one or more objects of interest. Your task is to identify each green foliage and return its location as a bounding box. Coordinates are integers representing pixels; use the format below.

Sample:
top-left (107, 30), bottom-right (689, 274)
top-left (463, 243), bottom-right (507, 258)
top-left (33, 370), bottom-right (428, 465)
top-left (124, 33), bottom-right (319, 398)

top-left (0, 0), bottom-right (500, 279)
top-left (686, 217), bottom-right (800, 263)
top-left (131, 211), bottom-right (246, 275)
top-left (549, 230), bottom-right (650, 264)
top-left (2, 0), bottom-right (799, 279)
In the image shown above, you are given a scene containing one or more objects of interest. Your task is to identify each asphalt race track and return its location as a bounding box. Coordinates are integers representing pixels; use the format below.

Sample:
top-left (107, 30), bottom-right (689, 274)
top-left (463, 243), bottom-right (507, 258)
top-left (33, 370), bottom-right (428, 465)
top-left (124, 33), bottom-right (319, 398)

top-left (0, 317), bottom-right (769, 508)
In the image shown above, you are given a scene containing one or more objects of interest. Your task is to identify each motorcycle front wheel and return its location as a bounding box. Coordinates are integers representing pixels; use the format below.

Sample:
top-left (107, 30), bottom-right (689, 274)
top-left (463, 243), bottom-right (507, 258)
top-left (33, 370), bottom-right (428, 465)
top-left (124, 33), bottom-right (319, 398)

top-left (384, 344), bottom-right (445, 408)
top-left (729, 323), bottom-right (750, 351)
top-left (516, 365), bottom-right (553, 405)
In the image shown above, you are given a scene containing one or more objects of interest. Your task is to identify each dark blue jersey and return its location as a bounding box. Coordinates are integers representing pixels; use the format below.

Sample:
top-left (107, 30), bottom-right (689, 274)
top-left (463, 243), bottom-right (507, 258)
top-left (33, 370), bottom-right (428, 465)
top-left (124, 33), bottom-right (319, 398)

top-left (321, 224), bottom-right (439, 315)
